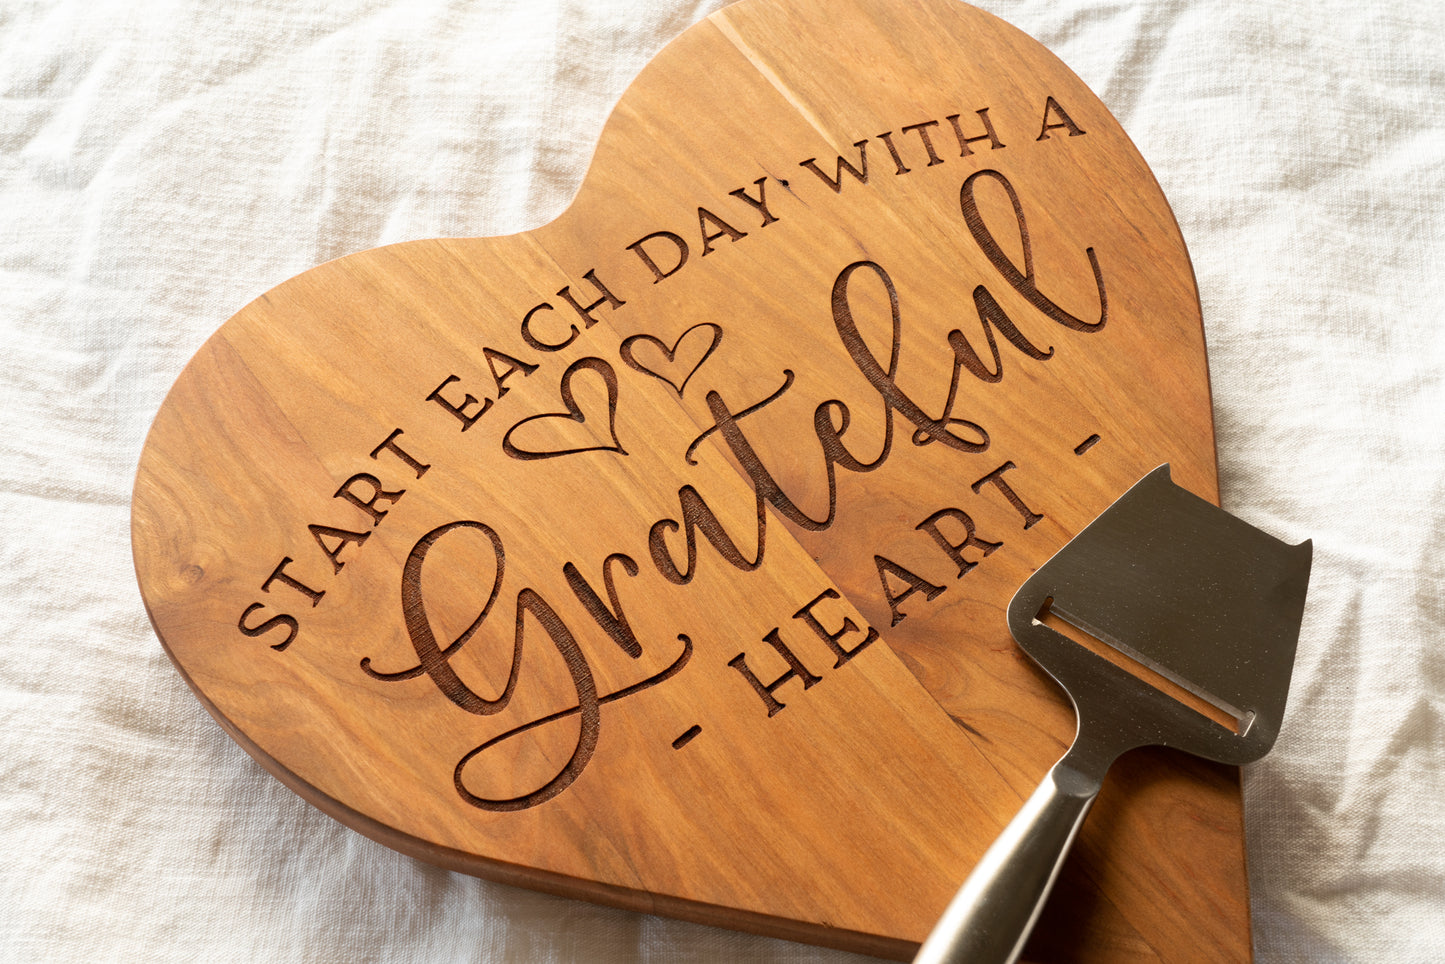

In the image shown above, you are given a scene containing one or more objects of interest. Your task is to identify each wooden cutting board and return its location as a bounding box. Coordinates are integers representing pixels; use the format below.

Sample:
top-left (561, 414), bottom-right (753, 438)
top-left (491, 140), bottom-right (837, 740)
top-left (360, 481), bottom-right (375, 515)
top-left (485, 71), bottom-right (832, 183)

top-left (131, 0), bottom-right (1249, 960)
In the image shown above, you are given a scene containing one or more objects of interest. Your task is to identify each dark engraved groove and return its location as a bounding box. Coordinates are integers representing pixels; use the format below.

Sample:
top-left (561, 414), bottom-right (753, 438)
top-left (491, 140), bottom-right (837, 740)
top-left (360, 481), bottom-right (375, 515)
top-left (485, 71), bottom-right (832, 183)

top-left (704, 387), bottom-right (836, 531)
top-left (360, 520), bottom-right (506, 690)
top-left (958, 168), bottom-right (1107, 332)
top-left (563, 553), bottom-right (644, 659)
top-left (649, 484), bottom-right (767, 586)
top-left (1074, 433), bottom-right (1101, 455)
top-left (238, 602), bottom-right (299, 651)
top-left (685, 368), bottom-right (794, 466)
top-left (831, 260), bottom-right (990, 453)
top-left (798, 139), bottom-right (870, 193)
top-left (502, 356), bottom-right (627, 460)
top-left (672, 724), bottom-right (702, 750)
top-left (619, 322), bottom-right (722, 396)
top-left (919, 288), bottom-right (1054, 449)
top-left (453, 634), bottom-right (694, 808)
top-left (452, 588), bottom-right (603, 811)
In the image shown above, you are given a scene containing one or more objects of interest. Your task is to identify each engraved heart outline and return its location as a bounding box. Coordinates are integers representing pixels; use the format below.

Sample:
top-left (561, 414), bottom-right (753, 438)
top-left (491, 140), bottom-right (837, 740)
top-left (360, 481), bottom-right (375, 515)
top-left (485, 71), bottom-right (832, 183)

top-left (502, 356), bottom-right (628, 460)
top-left (619, 322), bottom-right (722, 396)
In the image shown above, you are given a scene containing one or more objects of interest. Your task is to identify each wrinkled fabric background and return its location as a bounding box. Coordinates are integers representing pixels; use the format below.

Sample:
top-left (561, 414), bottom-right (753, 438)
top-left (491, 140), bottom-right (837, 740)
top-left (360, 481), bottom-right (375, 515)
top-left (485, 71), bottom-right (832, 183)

top-left (1, 0), bottom-right (1441, 961)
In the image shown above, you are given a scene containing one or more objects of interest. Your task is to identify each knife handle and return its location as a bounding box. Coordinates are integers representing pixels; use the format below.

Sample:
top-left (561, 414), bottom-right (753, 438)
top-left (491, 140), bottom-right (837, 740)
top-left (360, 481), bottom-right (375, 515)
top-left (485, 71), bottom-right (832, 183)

top-left (913, 759), bottom-right (1101, 964)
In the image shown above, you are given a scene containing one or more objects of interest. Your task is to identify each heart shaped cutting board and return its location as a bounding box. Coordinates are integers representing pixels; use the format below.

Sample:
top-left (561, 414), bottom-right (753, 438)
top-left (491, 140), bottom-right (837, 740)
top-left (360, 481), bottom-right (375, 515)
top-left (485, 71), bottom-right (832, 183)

top-left (132, 0), bottom-right (1249, 960)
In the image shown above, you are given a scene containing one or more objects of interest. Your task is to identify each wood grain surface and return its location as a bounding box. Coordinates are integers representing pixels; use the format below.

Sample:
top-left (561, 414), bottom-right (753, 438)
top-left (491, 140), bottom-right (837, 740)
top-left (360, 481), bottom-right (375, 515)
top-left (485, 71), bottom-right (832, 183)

top-left (131, 0), bottom-right (1246, 959)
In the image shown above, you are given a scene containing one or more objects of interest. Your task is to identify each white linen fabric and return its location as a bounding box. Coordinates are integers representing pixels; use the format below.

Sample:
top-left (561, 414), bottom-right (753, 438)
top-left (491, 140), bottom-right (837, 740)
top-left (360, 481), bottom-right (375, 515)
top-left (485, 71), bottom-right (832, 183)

top-left (1, 0), bottom-right (1441, 961)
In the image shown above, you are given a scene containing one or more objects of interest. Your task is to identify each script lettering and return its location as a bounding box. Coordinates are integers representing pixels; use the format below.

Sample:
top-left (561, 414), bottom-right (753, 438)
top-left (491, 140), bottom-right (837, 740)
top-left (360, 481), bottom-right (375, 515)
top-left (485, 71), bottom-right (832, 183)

top-left (237, 99), bottom-right (1122, 813)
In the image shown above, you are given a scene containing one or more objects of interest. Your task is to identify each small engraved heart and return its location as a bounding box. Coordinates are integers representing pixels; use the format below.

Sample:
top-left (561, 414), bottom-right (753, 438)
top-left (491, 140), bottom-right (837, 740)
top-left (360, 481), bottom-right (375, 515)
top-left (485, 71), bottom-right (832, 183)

top-left (502, 357), bottom-right (627, 460)
top-left (619, 322), bottom-right (722, 396)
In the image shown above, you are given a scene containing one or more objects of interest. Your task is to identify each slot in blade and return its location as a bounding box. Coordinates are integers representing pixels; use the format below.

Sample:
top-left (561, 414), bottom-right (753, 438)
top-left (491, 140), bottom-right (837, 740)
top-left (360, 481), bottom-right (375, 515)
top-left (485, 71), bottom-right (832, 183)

top-left (1036, 598), bottom-right (1251, 736)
